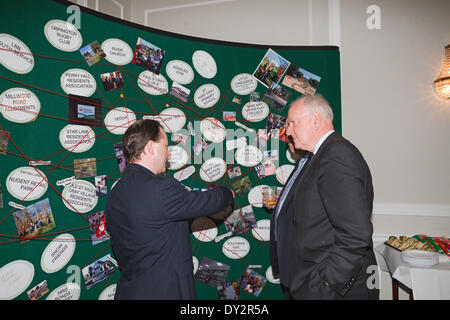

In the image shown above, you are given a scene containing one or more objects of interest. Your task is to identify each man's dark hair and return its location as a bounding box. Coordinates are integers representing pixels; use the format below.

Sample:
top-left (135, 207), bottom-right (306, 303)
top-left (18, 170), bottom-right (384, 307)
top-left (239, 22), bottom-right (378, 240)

top-left (122, 119), bottom-right (163, 163)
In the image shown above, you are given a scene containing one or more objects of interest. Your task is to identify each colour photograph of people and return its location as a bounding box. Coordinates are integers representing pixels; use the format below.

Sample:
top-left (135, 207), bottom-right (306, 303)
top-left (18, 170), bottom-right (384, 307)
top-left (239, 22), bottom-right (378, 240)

top-left (101, 71), bottom-right (124, 92)
top-left (132, 37), bottom-right (166, 74)
top-left (253, 48), bottom-right (290, 87)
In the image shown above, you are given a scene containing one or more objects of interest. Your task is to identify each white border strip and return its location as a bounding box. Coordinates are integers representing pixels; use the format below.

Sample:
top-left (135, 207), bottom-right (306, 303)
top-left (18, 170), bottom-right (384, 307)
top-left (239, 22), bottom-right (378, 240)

top-left (328, 0), bottom-right (341, 46)
top-left (145, 0), bottom-right (234, 26)
top-left (373, 203), bottom-right (450, 218)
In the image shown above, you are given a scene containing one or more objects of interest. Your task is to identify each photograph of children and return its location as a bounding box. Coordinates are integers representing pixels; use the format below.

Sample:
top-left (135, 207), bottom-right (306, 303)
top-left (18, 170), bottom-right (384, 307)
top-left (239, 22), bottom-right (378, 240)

top-left (89, 210), bottom-right (109, 245)
top-left (239, 268), bottom-right (267, 297)
top-left (217, 281), bottom-right (240, 300)
top-left (223, 111), bottom-right (236, 122)
top-left (68, 94), bottom-right (102, 126)
top-left (95, 175), bottom-right (107, 196)
top-left (13, 198), bottom-right (56, 244)
top-left (169, 82), bottom-right (190, 103)
top-left (227, 166), bottom-right (242, 179)
top-left (82, 254), bottom-right (117, 290)
top-left (224, 205), bottom-right (257, 237)
top-left (132, 37), bottom-right (165, 74)
top-left (254, 160), bottom-right (276, 179)
top-left (263, 149), bottom-right (279, 162)
top-left (27, 280), bottom-right (48, 300)
top-left (262, 82), bottom-right (292, 112)
top-left (194, 257), bottom-right (230, 288)
top-left (282, 63), bottom-right (321, 96)
top-left (100, 71), bottom-right (124, 92)
top-left (230, 175), bottom-right (252, 197)
top-left (113, 142), bottom-right (127, 173)
top-left (74, 158), bottom-right (97, 179)
top-left (265, 113), bottom-right (286, 141)
top-left (79, 40), bottom-right (106, 67)
top-left (0, 130), bottom-right (9, 154)
top-left (253, 48), bottom-right (290, 87)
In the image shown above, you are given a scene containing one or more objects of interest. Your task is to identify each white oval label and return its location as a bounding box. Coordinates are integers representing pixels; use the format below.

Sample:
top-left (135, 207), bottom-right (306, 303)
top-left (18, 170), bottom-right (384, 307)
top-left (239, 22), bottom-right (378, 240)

top-left (242, 101), bottom-right (269, 122)
top-left (231, 73), bottom-right (257, 95)
top-left (167, 145), bottom-right (189, 170)
top-left (0, 260), bottom-right (34, 300)
top-left (222, 237), bottom-right (250, 259)
top-left (6, 166), bottom-right (48, 201)
top-left (62, 179), bottom-right (98, 213)
top-left (276, 164), bottom-right (295, 185)
top-left (166, 60), bottom-right (194, 84)
top-left (46, 282), bottom-right (81, 300)
top-left (194, 84), bottom-right (220, 109)
top-left (266, 266), bottom-right (280, 284)
top-left (104, 107), bottom-right (136, 135)
top-left (200, 117), bottom-right (226, 143)
top-left (137, 70), bottom-right (168, 95)
top-left (59, 124), bottom-right (95, 153)
top-left (174, 165), bottom-right (195, 181)
top-left (98, 284), bottom-right (116, 300)
top-left (101, 38), bottom-right (132, 65)
top-left (251, 219), bottom-right (271, 241)
top-left (60, 68), bottom-right (96, 97)
top-left (199, 157), bottom-right (226, 182)
top-left (41, 233), bottom-right (76, 273)
top-left (44, 19), bottom-right (83, 52)
top-left (193, 226), bottom-right (218, 242)
top-left (235, 145), bottom-right (263, 167)
top-left (248, 185), bottom-right (269, 208)
top-left (146, 107), bottom-right (186, 133)
top-left (0, 87), bottom-right (41, 123)
top-left (0, 34), bottom-right (34, 74)
top-left (192, 50), bottom-right (217, 79)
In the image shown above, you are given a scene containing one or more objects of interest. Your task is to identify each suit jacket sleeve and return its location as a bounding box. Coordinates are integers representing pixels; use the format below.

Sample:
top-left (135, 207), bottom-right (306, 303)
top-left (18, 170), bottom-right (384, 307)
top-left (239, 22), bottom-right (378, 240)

top-left (159, 177), bottom-right (234, 221)
top-left (317, 141), bottom-right (374, 296)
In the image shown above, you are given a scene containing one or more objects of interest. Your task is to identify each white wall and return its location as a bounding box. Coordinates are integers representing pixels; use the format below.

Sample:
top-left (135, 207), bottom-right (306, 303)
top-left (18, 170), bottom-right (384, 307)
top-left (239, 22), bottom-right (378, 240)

top-left (73, 0), bottom-right (450, 299)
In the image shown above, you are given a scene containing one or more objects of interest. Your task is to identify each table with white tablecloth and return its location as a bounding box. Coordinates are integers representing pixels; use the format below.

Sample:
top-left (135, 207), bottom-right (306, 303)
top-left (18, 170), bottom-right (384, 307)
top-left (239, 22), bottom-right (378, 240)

top-left (375, 243), bottom-right (450, 300)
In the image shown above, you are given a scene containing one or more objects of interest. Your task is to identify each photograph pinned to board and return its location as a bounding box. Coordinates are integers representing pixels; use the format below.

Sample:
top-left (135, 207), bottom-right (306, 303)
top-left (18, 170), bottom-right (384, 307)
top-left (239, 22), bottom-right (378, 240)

top-left (27, 280), bottom-right (49, 300)
top-left (217, 281), bottom-right (240, 300)
top-left (82, 254), bottom-right (117, 290)
top-left (239, 268), bottom-right (268, 297)
top-left (132, 37), bottom-right (165, 75)
top-left (195, 257), bottom-right (231, 288)
top-left (100, 71), bottom-right (124, 92)
top-left (282, 63), bottom-right (321, 96)
top-left (265, 113), bottom-right (287, 142)
top-left (253, 48), bottom-right (290, 87)
top-left (79, 40), bottom-right (106, 67)
top-left (74, 158), bottom-right (97, 179)
top-left (169, 82), bottom-right (190, 103)
top-left (227, 166), bottom-right (242, 179)
top-left (12, 198), bottom-right (56, 244)
top-left (89, 210), bottom-right (109, 245)
top-left (223, 111), bottom-right (236, 121)
top-left (113, 142), bottom-right (126, 173)
top-left (224, 205), bottom-right (257, 238)
top-left (0, 130), bottom-right (9, 154)
top-left (94, 175), bottom-right (107, 196)
top-left (68, 94), bottom-right (103, 127)
top-left (262, 82), bottom-right (292, 112)
top-left (230, 175), bottom-right (253, 197)
top-left (254, 159), bottom-right (276, 179)
top-left (0, 180), bottom-right (3, 209)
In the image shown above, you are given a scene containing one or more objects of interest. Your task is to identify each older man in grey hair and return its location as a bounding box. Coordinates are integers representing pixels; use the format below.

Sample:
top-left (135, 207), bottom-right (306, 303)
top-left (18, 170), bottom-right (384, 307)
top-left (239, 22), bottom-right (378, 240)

top-left (283, 94), bottom-right (379, 300)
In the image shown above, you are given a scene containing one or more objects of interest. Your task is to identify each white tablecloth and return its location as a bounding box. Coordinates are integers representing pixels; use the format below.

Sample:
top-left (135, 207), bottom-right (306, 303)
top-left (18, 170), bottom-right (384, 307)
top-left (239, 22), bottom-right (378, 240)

top-left (375, 243), bottom-right (450, 300)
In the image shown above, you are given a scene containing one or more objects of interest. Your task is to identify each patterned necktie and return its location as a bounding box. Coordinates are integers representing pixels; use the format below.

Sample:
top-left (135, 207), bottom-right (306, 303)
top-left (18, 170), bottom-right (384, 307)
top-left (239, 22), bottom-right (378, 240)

top-left (273, 153), bottom-right (311, 240)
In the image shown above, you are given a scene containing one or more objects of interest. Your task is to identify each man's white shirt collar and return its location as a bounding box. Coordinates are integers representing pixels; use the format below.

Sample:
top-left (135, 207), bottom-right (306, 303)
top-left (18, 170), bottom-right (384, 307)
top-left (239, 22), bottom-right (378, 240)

top-left (313, 130), bottom-right (335, 155)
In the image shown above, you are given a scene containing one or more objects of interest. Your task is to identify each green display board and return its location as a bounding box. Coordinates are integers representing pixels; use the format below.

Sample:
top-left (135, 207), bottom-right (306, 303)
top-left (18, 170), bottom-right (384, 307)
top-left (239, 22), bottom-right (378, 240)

top-left (0, 0), bottom-right (341, 300)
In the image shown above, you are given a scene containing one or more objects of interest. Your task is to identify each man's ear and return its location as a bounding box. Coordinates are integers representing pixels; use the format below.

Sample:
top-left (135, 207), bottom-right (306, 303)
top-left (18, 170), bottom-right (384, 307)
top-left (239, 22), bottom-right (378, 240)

top-left (312, 112), bottom-right (321, 130)
top-left (142, 140), bottom-right (154, 157)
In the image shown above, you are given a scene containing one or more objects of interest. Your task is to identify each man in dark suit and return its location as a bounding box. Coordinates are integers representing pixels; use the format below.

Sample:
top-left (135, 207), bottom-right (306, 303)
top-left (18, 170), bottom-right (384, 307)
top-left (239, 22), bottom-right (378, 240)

top-left (106, 119), bottom-right (234, 300)
top-left (284, 95), bottom-right (379, 300)
top-left (267, 140), bottom-right (309, 299)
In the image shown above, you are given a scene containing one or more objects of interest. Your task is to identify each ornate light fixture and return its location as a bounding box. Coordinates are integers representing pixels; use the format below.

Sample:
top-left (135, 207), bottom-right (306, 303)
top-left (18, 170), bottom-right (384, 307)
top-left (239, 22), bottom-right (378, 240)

top-left (434, 45), bottom-right (450, 99)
